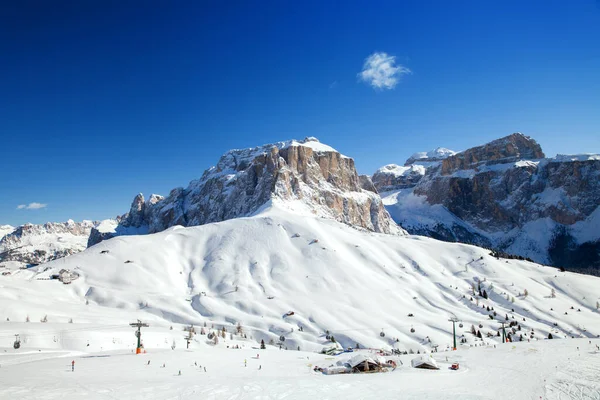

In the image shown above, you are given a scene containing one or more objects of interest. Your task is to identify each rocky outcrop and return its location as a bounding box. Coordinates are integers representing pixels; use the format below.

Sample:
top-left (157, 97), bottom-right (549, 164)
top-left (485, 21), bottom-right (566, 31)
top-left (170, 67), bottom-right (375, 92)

top-left (372, 147), bottom-right (456, 193)
top-left (439, 133), bottom-right (544, 175)
top-left (88, 138), bottom-right (402, 246)
top-left (358, 175), bottom-right (377, 193)
top-left (378, 133), bottom-right (600, 272)
top-left (0, 220), bottom-right (96, 266)
top-left (372, 164), bottom-right (427, 192)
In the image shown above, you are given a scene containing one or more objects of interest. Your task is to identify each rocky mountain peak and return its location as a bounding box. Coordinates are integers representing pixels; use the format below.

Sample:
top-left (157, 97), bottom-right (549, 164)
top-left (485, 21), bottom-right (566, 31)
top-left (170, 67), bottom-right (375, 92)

top-left (0, 220), bottom-right (96, 267)
top-left (377, 132), bottom-right (599, 272)
top-left (405, 147), bottom-right (456, 166)
top-left (92, 138), bottom-right (403, 245)
top-left (440, 132), bottom-right (545, 175)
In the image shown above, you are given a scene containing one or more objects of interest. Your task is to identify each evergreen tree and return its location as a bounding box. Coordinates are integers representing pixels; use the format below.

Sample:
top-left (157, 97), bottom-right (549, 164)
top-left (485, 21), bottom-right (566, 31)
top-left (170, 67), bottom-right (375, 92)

top-left (260, 339), bottom-right (266, 349)
top-left (483, 290), bottom-right (488, 299)
top-left (548, 333), bottom-right (553, 339)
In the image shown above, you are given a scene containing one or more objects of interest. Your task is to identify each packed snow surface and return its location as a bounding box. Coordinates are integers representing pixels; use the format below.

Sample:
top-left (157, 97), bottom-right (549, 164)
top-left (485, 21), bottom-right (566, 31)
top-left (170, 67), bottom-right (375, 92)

top-left (0, 336), bottom-right (598, 399)
top-left (1, 203), bottom-right (600, 398)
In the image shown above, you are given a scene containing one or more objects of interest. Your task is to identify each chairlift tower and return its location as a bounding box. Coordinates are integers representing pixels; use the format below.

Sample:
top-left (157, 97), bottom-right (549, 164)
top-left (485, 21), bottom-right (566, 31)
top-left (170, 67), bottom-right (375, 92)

top-left (448, 317), bottom-right (459, 350)
top-left (499, 321), bottom-right (507, 343)
top-left (130, 320), bottom-right (149, 354)
top-left (185, 324), bottom-right (194, 349)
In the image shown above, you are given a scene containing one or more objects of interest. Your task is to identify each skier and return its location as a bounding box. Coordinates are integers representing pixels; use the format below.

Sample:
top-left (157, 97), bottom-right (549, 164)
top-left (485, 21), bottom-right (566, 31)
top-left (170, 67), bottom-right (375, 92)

top-left (257, 353), bottom-right (259, 359)
top-left (203, 367), bottom-right (206, 372)
top-left (244, 359), bottom-right (247, 367)
top-left (71, 360), bottom-right (75, 372)
top-left (259, 365), bottom-right (262, 370)
top-left (147, 360), bottom-right (151, 365)
top-left (178, 370), bottom-right (181, 376)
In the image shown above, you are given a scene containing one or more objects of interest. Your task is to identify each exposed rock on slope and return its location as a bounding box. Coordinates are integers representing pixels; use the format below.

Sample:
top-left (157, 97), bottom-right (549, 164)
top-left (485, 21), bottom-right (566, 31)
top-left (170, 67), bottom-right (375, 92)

top-left (377, 133), bottom-right (600, 273)
top-left (371, 147), bottom-right (455, 192)
top-left (90, 137), bottom-right (402, 245)
top-left (0, 220), bottom-right (96, 267)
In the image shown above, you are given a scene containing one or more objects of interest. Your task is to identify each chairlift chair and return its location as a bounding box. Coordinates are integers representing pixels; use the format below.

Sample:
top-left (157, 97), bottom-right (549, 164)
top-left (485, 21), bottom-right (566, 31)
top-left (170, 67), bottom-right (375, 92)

top-left (13, 334), bottom-right (21, 349)
top-left (380, 329), bottom-right (385, 338)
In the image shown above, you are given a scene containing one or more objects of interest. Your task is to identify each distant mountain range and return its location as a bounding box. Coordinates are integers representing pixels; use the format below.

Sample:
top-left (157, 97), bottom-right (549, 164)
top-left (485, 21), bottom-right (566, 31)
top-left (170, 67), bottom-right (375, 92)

top-left (374, 133), bottom-right (600, 274)
top-left (2, 133), bottom-right (599, 274)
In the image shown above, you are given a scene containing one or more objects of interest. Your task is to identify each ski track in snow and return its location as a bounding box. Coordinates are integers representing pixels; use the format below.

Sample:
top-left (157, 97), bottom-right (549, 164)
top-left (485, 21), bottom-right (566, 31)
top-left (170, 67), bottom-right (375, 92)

top-left (1, 205), bottom-right (600, 398)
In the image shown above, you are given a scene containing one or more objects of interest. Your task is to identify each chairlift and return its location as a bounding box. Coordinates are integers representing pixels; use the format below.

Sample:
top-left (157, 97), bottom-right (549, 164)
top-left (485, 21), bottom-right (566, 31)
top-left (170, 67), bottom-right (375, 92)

top-left (459, 323), bottom-right (464, 328)
top-left (410, 326), bottom-right (415, 333)
top-left (380, 329), bottom-right (385, 338)
top-left (279, 335), bottom-right (286, 342)
top-left (478, 323), bottom-right (483, 329)
top-left (13, 334), bottom-right (21, 349)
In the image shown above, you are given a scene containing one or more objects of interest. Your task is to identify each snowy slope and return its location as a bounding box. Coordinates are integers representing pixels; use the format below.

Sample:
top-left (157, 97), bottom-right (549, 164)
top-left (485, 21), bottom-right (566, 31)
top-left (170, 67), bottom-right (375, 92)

top-left (2, 201), bottom-right (599, 357)
top-left (0, 338), bottom-right (598, 400)
top-left (0, 225), bottom-right (14, 239)
top-left (376, 133), bottom-right (600, 272)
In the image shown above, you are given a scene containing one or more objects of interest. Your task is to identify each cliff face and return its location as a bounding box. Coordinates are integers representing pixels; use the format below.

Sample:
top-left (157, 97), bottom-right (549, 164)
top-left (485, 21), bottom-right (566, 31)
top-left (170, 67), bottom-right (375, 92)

top-left (0, 220), bottom-right (95, 266)
top-left (376, 133), bottom-right (600, 272)
top-left (371, 147), bottom-right (456, 193)
top-left (89, 138), bottom-right (402, 246)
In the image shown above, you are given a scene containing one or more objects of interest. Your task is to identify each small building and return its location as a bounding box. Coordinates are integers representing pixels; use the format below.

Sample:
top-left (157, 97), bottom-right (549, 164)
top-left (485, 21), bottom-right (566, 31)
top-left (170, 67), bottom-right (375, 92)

top-left (411, 355), bottom-right (439, 370)
top-left (347, 354), bottom-right (383, 373)
top-left (58, 269), bottom-right (80, 284)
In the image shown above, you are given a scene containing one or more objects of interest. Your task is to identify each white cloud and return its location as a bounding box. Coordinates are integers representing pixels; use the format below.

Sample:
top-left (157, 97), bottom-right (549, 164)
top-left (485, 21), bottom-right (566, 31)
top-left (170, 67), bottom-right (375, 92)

top-left (329, 80), bottom-right (338, 89)
top-left (16, 202), bottom-right (47, 210)
top-left (358, 52), bottom-right (411, 90)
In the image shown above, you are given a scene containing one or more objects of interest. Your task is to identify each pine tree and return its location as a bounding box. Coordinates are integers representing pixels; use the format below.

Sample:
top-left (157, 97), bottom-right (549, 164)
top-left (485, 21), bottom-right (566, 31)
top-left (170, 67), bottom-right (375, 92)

top-left (477, 330), bottom-right (482, 339)
top-left (483, 290), bottom-right (488, 299)
top-left (548, 333), bottom-right (553, 339)
top-left (551, 288), bottom-right (556, 298)
top-left (260, 339), bottom-right (266, 349)
top-left (471, 325), bottom-right (476, 335)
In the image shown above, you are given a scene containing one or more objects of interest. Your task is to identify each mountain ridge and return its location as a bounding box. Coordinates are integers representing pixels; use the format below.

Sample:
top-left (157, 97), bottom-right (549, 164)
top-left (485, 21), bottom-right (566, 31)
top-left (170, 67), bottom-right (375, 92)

top-left (375, 133), bottom-right (600, 273)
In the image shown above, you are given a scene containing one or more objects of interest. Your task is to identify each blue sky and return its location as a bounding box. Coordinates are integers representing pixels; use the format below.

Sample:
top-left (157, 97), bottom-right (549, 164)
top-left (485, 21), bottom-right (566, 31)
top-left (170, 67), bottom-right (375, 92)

top-left (1, 1), bottom-right (599, 226)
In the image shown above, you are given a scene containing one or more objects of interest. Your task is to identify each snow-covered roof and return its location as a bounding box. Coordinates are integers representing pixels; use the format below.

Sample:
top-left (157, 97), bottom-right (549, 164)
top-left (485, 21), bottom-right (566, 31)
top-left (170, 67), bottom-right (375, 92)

top-left (411, 355), bottom-right (438, 369)
top-left (347, 354), bottom-right (378, 367)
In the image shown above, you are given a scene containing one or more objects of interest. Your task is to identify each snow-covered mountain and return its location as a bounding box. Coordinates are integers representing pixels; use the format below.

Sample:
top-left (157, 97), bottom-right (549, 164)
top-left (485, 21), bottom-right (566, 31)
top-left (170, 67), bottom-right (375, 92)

top-left (4, 202), bottom-right (600, 355)
top-left (0, 220), bottom-right (99, 268)
top-left (89, 137), bottom-right (402, 245)
top-left (376, 133), bottom-right (600, 273)
top-left (371, 147), bottom-right (456, 192)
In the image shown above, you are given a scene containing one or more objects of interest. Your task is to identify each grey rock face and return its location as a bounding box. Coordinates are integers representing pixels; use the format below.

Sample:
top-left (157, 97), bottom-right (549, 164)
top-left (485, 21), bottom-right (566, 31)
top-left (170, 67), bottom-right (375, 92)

top-left (88, 138), bottom-right (402, 246)
top-left (372, 148), bottom-right (456, 193)
top-left (0, 220), bottom-right (95, 266)
top-left (372, 164), bottom-right (428, 192)
top-left (377, 132), bottom-right (600, 272)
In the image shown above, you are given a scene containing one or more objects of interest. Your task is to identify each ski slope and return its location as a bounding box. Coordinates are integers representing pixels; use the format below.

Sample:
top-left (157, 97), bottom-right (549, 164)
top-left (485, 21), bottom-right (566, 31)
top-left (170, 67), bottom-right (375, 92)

top-left (0, 338), bottom-right (599, 399)
top-left (1, 201), bottom-right (599, 354)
